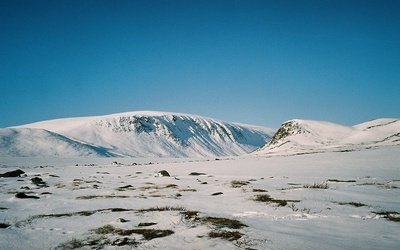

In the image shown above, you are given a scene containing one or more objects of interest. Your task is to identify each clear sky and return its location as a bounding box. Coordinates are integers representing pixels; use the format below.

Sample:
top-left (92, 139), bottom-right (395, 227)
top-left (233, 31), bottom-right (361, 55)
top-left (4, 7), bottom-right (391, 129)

top-left (1, 0), bottom-right (399, 128)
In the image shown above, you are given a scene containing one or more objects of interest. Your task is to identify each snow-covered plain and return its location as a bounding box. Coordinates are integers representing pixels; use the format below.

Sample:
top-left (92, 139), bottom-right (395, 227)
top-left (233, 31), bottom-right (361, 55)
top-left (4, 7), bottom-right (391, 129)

top-left (1, 147), bottom-right (399, 249)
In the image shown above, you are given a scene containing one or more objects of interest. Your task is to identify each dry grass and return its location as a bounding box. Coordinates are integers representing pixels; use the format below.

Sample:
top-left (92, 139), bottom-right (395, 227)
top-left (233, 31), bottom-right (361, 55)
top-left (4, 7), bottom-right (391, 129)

top-left (181, 210), bottom-right (200, 221)
top-left (251, 194), bottom-right (299, 206)
top-left (137, 206), bottom-right (187, 213)
top-left (179, 188), bottom-right (197, 192)
top-left (303, 182), bottom-right (330, 189)
top-left (231, 180), bottom-right (250, 188)
top-left (93, 224), bottom-right (174, 240)
top-left (373, 211), bottom-right (400, 222)
top-left (119, 228), bottom-right (174, 240)
top-left (138, 184), bottom-right (178, 191)
top-left (337, 202), bottom-right (367, 207)
top-left (202, 217), bottom-right (247, 229)
top-left (57, 238), bottom-right (84, 249)
top-left (94, 224), bottom-right (116, 234)
top-left (327, 179), bottom-right (356, 183)
top-left (76, 195), bottom-right (130, 200)
top-left (357, 183), bottom-right (398, 189)
top-left (208, 230), bottom-right (244, 241)
top-left (54, 183), bottom-right (66, 188)
top-left (252, 188), bottom-right (267, 192)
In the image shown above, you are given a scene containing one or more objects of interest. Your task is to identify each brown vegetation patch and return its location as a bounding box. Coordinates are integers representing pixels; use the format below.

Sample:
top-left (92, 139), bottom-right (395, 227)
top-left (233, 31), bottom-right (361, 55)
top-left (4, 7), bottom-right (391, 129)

top-left (94, 224), bottom-right (174, 240)
top-left (252, 194), bottom-right (288, 206)
top-left (337, 202), bottom-right (368, 207)
top-left (327, 179), bottom-right (356, 183)
top-left (208, 230), bottom-right (244, 241)
top-left (76, 195), bottom-right (130, 200)
top-left (137, 206), bottom-right (187, 213)
top-left (231, 180), bottom-right (250, 188)
top-left (373, 211), bottom-right (400, 222)
top-left (202, 217), bottom-right (247, 229)
top-left (303, 182), bottom-right (330, 189)
top-left (252, 188), bottom-right (267, 192)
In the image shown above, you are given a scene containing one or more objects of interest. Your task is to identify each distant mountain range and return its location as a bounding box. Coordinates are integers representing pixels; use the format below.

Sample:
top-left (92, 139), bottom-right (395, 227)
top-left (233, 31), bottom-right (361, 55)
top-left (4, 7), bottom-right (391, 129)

top-left (1, 112), bottom-right (398, 158)
top-left (1, 111), bottom-right (274, 157)
top-left (255, 118), bottom-right (400, 156)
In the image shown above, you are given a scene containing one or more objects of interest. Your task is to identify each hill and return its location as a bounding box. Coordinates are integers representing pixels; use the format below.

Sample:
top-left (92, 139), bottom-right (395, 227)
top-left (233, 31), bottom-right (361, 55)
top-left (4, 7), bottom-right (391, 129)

top-left (7, 111), bottom-right (274, 157)
top-left (0, 128), bottom-right (116, 157)
top-left (256, 118), bottom-right (400, 155)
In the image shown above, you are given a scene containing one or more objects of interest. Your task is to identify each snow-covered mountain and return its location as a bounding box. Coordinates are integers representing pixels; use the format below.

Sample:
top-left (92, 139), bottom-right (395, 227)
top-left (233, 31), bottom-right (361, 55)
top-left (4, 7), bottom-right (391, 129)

top-left (5, 111), bottom-right (275, 157)
top-left (0, 128), bottom-right (116, 157)
top-left (256, 118), bottom-right (400, 155)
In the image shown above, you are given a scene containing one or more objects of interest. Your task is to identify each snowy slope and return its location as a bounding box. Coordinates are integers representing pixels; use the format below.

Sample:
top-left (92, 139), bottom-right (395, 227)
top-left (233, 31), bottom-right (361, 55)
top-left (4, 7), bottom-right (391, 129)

top-left (12, 111), bottom-right (275, 157)
top-left (0, 128), bottom-right (117, 157)
top-left (256, 118), bottom-right (400, 155)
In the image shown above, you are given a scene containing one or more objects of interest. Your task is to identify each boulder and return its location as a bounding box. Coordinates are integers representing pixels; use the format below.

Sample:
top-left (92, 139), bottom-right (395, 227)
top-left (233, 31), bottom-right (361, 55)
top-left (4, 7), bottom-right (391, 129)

top-left (15, 192), bottom-right (40, 199)
top-left (0, 169), bottom-right (25, 178)
top-left (157, 170), bottom-right (170, 177)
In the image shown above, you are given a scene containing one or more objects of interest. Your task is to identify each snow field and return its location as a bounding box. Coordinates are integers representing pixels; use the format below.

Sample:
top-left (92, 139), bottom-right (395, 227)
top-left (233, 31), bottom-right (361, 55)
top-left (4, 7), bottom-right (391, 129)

top-left (1, 148), bottom-right (399, 249)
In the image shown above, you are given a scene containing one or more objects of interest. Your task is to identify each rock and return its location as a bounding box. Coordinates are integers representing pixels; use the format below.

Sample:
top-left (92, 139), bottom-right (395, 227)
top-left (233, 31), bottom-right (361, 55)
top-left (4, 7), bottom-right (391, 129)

top-left (158, 170), bottom-right (170, 177)
top-left (138, 222), bottom-right (157, 227)
top-left (118, 218), bottom-right (129, 223)
top-left (15, 192), bottom-right (40, 199)
top-left (0, 223), bottom-right (10, 229)
top-left (0, 169), bottom-right (25, 178)
top-left (112, 237), bottom-right (137, 246)
top-left (189, 172), bottom-right (207, 176)
top-left (31, 177), bottom-right (47, 186)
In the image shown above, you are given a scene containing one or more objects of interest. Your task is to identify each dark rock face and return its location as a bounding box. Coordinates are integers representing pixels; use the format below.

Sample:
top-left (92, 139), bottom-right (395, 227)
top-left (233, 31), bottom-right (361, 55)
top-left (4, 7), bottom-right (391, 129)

top-left (0, 169), bottom-right (25, 178)
top-left (265, 120), bottom-right (307, 147)
top-left (267, 121), bottom-right (299, 145)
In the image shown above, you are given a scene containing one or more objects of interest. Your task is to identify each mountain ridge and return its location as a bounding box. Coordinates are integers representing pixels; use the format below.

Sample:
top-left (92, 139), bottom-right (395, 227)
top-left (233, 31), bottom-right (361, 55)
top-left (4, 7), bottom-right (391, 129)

top-left (4, 111), bottom-right (274, 158)
top-left (3, 112), bottom-right (398, 158)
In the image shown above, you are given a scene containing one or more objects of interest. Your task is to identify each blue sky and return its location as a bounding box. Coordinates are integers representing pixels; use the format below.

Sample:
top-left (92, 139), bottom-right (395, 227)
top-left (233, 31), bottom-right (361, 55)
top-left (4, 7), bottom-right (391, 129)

top-left (1, 0), bottom-right (399, 128)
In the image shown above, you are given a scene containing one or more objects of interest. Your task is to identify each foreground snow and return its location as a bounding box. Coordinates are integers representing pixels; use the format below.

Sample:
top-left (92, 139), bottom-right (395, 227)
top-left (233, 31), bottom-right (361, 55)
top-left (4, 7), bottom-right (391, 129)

top-left (1, 148), bottom-right (399, 249)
